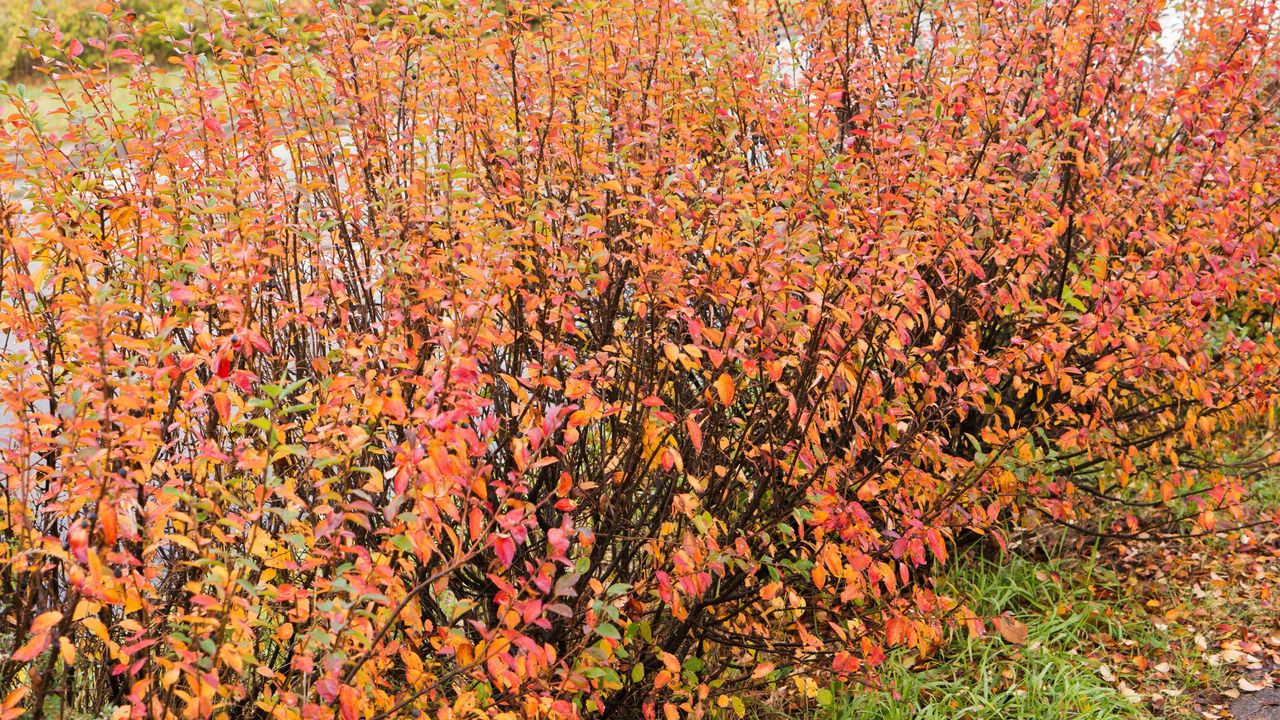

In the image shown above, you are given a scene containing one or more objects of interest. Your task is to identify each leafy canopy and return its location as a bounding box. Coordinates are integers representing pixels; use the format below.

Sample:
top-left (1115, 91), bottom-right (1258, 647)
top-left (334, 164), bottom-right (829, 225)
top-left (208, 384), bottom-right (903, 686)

top-left (1, 0), bottom-right (1278, 718)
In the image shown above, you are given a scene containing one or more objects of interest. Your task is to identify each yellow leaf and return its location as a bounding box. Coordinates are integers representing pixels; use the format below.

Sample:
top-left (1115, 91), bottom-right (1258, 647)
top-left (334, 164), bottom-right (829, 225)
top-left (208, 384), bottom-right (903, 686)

top-left (73, 600), bottom-right (100, 621)
top-left (250, 534), bottom-right (273, 559)
top-left (219, 644), bottom-right (245, 674)
top-left (81, 617), bottom-right (112, 645)
top-left (58, 637), bottom-right (76, 665)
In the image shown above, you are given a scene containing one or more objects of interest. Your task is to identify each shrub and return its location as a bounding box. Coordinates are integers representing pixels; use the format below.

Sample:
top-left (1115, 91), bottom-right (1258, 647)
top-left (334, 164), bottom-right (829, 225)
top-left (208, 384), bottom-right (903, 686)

top-left (1, 0), bottom-right (1278, 718)
top-left (0, 0), bottom-right (33, 79)
top-left (1, 0), bottom-right (212, 80)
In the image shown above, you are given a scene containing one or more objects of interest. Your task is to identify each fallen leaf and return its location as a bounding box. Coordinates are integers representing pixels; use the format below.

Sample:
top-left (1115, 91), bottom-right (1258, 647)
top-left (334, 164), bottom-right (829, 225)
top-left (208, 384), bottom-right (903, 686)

top-left (1118, 682), bottom-right (1143, 704)
top-left (1238, 677), bottom-right (1269, 692)
top-left (993, 616), bottom-right (1028, 645)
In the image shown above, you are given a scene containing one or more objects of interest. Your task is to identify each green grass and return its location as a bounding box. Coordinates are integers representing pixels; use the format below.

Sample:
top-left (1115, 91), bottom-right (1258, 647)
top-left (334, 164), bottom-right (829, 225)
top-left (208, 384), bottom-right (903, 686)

top-left (827, 553), bottom-right (1147, 720)
top-left (740, 547), bottom-right (1214, 720)
top-left (781, 466), bottom-right (1280, 720)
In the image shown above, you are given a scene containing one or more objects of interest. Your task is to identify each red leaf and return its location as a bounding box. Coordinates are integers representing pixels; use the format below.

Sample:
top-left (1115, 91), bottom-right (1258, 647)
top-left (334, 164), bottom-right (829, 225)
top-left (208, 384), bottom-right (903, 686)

top-left (168, 284), bottom-right (195, 303)
top-left (243, 329), bottom-right (271, 354)
top-left (685, 414), bottom-right (703, 453)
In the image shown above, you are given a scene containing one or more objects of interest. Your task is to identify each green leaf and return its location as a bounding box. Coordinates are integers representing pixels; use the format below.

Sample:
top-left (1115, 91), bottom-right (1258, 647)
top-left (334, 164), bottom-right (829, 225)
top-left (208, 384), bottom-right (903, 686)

top-left (816, 688), bottom-right (834, 707)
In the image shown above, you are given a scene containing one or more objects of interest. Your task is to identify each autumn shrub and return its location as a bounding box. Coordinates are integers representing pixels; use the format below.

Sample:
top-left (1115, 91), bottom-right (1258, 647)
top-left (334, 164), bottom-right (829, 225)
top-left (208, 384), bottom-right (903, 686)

top-left (0, 0), bottom-right (291, 80)
top-left (1, 0), bottom-right (1279, 718)
top-left (1, 0), bottom-right (181, 78)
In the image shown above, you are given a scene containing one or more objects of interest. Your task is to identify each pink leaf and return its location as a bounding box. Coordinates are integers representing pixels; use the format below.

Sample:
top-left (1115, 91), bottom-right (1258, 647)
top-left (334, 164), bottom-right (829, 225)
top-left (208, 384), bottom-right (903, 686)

top-left (109, 48), bottom-right (143, 64)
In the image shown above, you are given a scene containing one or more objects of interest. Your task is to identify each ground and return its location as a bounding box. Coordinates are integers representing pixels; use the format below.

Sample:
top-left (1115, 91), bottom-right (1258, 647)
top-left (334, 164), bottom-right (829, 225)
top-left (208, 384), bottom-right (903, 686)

top-left (808, 518), bottom-right (1280, 719)
top-left (737, 478), bottom-right (1280, 720)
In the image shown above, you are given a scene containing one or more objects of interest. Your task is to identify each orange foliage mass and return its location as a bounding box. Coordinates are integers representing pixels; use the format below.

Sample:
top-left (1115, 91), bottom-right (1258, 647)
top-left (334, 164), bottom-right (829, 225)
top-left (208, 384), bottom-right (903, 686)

top-left (1, 0), bottom-right (1279, 717)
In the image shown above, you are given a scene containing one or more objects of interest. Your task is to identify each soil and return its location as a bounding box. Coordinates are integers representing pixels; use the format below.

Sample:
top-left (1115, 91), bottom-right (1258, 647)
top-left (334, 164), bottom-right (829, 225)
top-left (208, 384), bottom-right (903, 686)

top-left (1231, 688), bottom-right (1280, 719)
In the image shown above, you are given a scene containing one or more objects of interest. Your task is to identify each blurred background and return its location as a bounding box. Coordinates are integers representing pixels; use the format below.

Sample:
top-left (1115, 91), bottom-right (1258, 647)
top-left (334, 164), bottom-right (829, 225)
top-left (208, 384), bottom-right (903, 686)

top-left (1, 0), bottom-right (193, 81)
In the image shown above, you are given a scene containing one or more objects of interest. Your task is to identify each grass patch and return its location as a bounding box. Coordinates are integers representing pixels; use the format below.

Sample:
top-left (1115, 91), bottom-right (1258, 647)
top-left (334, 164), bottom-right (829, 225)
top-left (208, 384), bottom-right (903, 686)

top-left (759, 472), bottom-right (1280, 720)
top-left (812, 552), bottom-right (1149, 720)
top-left (742, 528), bottom-right (1277, 720)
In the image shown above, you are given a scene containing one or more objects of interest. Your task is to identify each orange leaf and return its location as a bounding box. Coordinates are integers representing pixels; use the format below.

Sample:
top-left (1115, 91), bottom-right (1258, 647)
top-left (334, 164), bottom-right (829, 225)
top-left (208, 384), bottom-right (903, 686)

top-left (812, 563), bottom-right (827, 590)
top-left (81, 617), bottom-right (112, 646)
top-left (213, 392), bottom-right (230, 422)
top-left (339, 685), bottom-right (360, 720)
top-left (30, 611), bottom-right (63, 635)
top-left (9, 632), bottom-right (51, 662)
top-left (685, 415), bottom-right (703, 453)
top-left (100, 505), bottom-right (118, 545)
top-left (714, 373), bottom-right (735, 406)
